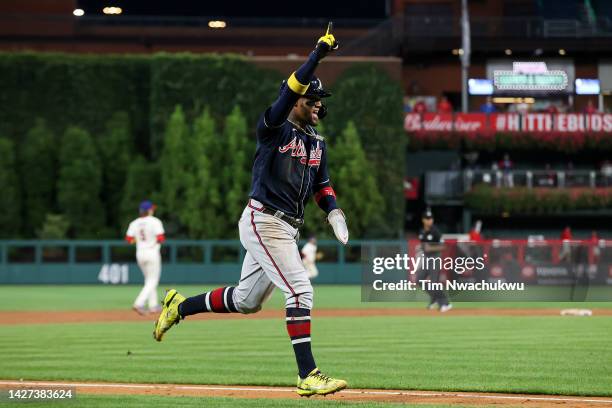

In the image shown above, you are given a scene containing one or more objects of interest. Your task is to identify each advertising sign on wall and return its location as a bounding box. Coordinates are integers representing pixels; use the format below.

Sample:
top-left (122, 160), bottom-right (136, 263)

top-left (487, 60), bottom-right (575, 94)
top-left (405, 113), bottom-right (612, 133)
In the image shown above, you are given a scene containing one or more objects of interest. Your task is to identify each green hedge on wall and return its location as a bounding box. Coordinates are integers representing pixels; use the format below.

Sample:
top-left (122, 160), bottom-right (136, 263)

top-left (325, 64), bottom-right (406, 237)
top-left (149, 53), bottom-right (282, 156)
top-left (0, 52), bottom-right (405, 238)
top-left (0, 53), bottom-right (151, 153)
top-left (465, 184), bottom-right (612, 214)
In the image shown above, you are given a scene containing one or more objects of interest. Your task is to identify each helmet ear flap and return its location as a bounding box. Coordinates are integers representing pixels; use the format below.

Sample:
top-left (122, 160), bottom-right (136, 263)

top-left (318, 104), bottom-right (328, 120)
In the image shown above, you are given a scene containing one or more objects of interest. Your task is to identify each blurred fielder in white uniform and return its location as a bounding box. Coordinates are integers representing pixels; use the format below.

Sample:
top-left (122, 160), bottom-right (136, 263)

top-left (301, 236), bottom-right (319, 280)
top-left (125, 200), bottom-right (165, 315)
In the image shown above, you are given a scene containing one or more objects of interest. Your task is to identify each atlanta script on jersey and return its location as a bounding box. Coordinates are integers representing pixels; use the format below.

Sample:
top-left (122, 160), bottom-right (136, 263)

top-left (249, 118), bottom-right (334, 219)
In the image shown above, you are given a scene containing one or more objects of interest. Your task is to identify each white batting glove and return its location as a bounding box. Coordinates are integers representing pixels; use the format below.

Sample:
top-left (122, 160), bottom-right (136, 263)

top-left (328, 209), bottom-right (349, 245)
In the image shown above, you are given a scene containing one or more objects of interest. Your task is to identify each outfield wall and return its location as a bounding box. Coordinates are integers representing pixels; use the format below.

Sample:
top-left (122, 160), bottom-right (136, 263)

top-left (0, 240), bottom-right (367, 285)
top-left (2, 240), bottom-right (611, 294)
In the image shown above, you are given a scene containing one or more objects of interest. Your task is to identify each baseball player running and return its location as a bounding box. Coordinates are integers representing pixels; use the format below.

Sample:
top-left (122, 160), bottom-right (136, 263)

top-left (126, 200), bottom-right (165, 315)
top-left (153, 23), bottom-right (349, 397)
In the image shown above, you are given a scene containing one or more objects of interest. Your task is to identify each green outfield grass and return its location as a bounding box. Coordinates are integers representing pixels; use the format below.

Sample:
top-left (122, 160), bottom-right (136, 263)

top-left (1, 284), bottom-right (611, 408)
top-left (0, 284), bottom-right (610, 311)
top-left (1, 315), bottom-right (611, 396)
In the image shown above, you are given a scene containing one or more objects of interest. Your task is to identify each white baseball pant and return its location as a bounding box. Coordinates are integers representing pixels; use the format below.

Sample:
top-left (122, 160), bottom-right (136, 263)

top-left (305, 263), bottom-right (319, 279)
top-left (233, 200), bottom-right (313, 313)
top-left (133, 251), bottom-right (161, 309)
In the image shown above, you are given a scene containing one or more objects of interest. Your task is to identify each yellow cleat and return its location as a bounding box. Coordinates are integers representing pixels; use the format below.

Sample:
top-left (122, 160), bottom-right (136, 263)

top-left (153, 289), bottom-right (186, 342)
top-left (296, 368), bottom-right (347, 397)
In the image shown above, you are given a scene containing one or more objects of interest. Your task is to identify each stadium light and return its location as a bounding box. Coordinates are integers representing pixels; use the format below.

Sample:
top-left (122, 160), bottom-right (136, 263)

top-left (559, 49), bottom-right (566, 56)
top-left (73, 9), bottom-right (85, 17)
top-left (208, 20), bottom-right (227, 29)
top-left (504, 49), bottom-right (512, 56)
top-left (103, 6), bottom-right (123, 15)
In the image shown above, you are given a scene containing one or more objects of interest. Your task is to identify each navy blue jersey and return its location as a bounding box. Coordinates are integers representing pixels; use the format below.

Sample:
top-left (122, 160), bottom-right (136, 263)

top-left (249, 114), bottom-right (332, 218)
top-left (247, 50), bottom-right (338, 219)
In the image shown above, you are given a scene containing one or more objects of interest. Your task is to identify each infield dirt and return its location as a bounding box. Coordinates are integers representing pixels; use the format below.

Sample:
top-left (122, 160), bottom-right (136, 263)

top-left (1, 307), bottom-right (611, 325)
top-left (1, 380), bottom-right (611, 407)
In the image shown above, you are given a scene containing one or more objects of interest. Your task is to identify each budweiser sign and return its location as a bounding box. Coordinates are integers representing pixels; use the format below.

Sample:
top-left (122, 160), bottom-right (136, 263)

top-left (404, 113), bottom-right (486, 132)
top-left (454, 113), bottom-right (486, 132)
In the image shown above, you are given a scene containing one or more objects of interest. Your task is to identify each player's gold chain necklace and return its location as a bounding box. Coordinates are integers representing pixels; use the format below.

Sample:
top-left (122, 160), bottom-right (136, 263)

top-left (287, 119), bottom-right (317, 137)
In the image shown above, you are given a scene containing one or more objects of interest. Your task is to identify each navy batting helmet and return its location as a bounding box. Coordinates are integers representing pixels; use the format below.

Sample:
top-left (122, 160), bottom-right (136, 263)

top-left (279, 76), bottom-right (332, 99)
top-left (304, 76), bottom-right (332, 98)
top-left (279, 76), bottom-right (331, 120)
